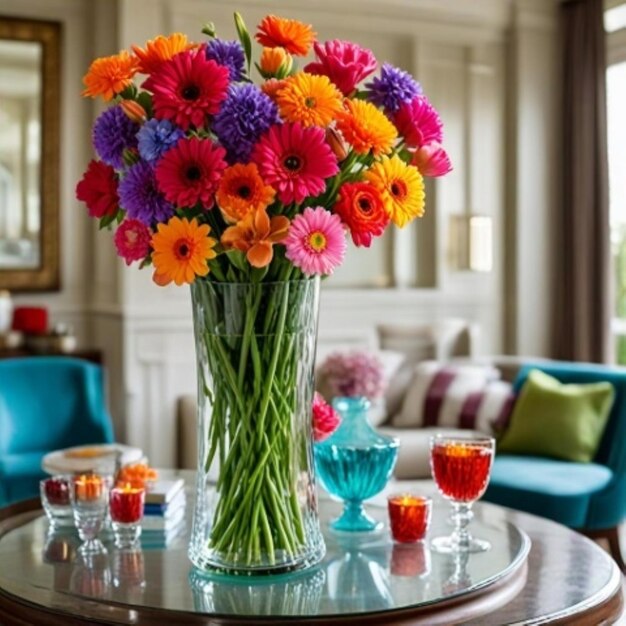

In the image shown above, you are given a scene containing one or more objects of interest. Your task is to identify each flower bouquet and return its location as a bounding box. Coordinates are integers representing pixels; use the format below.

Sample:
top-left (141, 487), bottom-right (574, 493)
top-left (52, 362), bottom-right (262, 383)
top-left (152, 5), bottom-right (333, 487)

top-left (77, 12), bottom-right (450, 574)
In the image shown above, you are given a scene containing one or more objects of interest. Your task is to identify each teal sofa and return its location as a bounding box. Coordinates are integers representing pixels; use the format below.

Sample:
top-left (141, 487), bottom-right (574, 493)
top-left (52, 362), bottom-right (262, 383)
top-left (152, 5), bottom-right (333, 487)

top-left (0, 357), bottom-right (115, 506)
top-left (484, 360), bottom-right (626, 571)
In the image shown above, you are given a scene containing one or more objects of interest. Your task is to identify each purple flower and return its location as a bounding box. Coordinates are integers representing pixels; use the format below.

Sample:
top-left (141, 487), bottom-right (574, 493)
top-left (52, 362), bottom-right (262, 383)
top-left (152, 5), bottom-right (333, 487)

top-left (205, 39), bottom-right (245, 82)
top-left (118, 160), bottom-right (174, 225)
top-left (92, 105), bottom-right (139, 170)
top-left (213, 84), bottom-right (279, 163)
top-left (365, 63), bottom-right (422, 113)
top-left (137, 119), bottom-right (184, 165)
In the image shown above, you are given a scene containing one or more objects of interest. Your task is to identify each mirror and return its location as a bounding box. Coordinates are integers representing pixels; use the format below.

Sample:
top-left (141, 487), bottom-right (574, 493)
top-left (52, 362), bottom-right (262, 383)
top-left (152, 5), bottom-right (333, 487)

top-left (0, 17), bottom-right (60, 291)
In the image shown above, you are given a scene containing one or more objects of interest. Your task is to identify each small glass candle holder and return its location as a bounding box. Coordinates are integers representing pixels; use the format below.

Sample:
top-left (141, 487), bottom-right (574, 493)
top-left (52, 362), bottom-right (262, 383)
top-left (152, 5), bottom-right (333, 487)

top-left (70, 473), bottom-right (109, 556)
top-left (40, 477), bottom-right (73, 528)
top-left (387, 494), bottom-right (432, 543)
top-left (109, 484), bottom-right (145, 548)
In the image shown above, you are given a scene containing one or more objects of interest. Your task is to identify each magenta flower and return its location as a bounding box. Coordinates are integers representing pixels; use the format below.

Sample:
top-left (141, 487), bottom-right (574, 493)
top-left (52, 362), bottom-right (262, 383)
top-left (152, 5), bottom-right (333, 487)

top-left (285, 207), bottom-right (346, 276)
top-left (412, 142), bottom-right (452, 177)
top-left (394, 95), bottom-right (443, 148)
top-left (114, 219), bottom-right (151, 265)
top-left (252, 123), bottom-right (338, 205)
top-left (312, 392), bottom-right (341, 442)
top-left (304, 40), bottom-right (377, 96)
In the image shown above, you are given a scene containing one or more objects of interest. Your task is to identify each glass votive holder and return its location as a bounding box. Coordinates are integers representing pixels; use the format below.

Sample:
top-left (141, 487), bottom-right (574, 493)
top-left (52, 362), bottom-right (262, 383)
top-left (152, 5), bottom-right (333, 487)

top-left (387, 494), bottom-right (432, 543)
top-left (109, 484), bottom-right (145, 549)
top-left (70, 473), bottom-right (109, 556)
top-left (40, 477), bottom-right (73, 528)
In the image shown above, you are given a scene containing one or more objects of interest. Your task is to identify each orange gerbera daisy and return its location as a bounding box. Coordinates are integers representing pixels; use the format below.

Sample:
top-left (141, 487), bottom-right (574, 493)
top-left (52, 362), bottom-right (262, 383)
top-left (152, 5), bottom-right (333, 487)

top-left (261, 78), bottom-right (287, 101)
top-left (277, 73), bottom-right (343, 128)
top-left (256, 15), bottom-right (316, 56)
top-left (336, 99), bottom-right (398, 156)
top-left (221, 209), bottom-right (290, 268)
top-left (82, 51), bottom-right (138, 101)
top-left (260, 47), bottom-right (292, 77)
top-left (151, 217), bottom-right (217, 286)
top-left (216, 163), bottom-right (276, 223)
top-left (132, 33), bottom-right (195, 75)
top-left (364, 155), bottom-right (425, 227)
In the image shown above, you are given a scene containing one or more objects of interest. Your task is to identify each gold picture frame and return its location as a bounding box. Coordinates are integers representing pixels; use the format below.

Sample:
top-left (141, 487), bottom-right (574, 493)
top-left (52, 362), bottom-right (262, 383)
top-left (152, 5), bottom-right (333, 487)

top-left (0, 17), bottom-right (61, 291)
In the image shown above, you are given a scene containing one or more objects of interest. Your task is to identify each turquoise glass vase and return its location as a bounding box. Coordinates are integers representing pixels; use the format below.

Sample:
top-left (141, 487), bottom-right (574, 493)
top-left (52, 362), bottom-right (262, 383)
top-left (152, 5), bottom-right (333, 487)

top-left (314, 397), bottom-right (399, 532)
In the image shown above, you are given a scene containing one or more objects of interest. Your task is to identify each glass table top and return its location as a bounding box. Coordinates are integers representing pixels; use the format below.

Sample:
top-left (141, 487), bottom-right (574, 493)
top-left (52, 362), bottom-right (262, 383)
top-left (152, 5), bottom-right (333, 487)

top-left (0, 491), bottom-right (529, 620)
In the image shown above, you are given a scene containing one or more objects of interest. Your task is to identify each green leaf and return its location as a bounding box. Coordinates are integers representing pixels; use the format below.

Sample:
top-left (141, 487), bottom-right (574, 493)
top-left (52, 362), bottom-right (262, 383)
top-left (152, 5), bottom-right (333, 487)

top-left (122, 148), bottom-right (139, 167)
top-left (116, 209), bottom-right (125, 224)
top-left (234, 12), bottom-right (252, 73)
top-left (99, 212), bottom-right (118, 230)
top-left (202, 22), bottom-right (217, 38)
top-left (119, 84), bottom-right (137, 100)
top-left (136, 91), bottom-right (153, 117)
top-left (250, 266), bottom-right (268, 283)
top-left (226, 249), bottom-right (248, 272)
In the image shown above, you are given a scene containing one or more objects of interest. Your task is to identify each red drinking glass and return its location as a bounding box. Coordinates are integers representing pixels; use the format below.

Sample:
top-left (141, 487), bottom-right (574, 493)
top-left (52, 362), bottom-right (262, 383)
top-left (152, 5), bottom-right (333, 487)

top-left (430, 435), bottom-right (495, 553)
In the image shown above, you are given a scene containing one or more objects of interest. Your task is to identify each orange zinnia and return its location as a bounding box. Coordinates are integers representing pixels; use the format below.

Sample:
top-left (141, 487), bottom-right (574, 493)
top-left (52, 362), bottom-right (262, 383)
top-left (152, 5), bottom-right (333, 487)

top-left (151, 217), bottom-right (217, 286)
top-left (336, 99), bottom-right (398, 156)
top-left (256, 15), bottom-right (316, 56)
top-left (132, 33), bottom-right (195, 74)
top-left (221, 209), bottom-right (289, 268)
top-left (277, 73), bottom-right (343, 128)
top-left (216, 163), bottom-right (276, 223)
top-left (82, 51), bottom-right (138, 101)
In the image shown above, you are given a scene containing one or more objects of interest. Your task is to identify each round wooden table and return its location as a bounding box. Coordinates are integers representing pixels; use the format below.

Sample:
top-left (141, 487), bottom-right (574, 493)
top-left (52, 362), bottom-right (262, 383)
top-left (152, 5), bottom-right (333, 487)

top-left (0, 474), bottom-right (622, 625)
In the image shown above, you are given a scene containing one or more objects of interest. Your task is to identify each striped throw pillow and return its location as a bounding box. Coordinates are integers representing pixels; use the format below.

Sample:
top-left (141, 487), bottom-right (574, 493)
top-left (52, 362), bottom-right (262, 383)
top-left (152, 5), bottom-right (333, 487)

top-left (392, 362), bottom-right (515, 435)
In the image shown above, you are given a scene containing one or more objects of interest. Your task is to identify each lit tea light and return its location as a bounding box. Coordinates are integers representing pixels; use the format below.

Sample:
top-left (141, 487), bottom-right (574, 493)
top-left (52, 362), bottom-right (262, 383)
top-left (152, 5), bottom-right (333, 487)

top-left (387, 494), bottom-right (432, 543)
top-left (110, 484), bottom-right (145, 524)
top-left (73, 474), bottom-right (105, 502)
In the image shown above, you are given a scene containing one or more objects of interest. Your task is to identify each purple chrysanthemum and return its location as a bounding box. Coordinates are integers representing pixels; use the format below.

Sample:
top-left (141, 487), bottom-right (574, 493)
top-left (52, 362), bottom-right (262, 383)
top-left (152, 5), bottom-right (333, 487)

top-left (137, 118), bottom-right (184, 165)
top-left (118, 160), bottom-right (174, 225)
top-left (205, 39), bottom-right (245, 82)
top-left (365, 63), bottom-right (422, 113)
top-left (92, 105), bottom-right (139, 170)
top-left (213, 84), bottom-right (279, 163)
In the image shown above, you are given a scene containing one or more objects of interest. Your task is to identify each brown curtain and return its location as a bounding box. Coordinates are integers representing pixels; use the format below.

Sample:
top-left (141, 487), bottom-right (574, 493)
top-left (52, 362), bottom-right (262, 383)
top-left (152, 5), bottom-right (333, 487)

top-left (553, 0), bottom-right (611, 363)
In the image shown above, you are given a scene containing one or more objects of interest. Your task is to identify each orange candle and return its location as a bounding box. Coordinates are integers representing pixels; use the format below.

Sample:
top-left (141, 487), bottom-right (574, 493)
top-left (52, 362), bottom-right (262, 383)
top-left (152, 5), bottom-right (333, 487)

top-left (388, 494), bottom-right (432, 543)
top-left (73, 474), bottom-right (105, 501)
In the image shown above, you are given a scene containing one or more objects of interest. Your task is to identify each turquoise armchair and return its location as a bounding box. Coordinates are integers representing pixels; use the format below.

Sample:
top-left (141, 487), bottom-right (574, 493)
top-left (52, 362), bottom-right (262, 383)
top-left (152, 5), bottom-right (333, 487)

top-left (0, 357), bottom-right (115, 506)
top-left (484, 361), bottom-right (626, 571)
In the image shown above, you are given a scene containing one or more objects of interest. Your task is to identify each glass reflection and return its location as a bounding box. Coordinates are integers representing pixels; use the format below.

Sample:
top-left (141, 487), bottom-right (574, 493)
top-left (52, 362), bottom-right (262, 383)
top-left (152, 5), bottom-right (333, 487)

top-left (190, 566), bottom-right (325, 616)
top-left (113, 548), bottom-right (146, 604)
top-left (69, 552), bottom-right (111, 599)
top-left (325, 533), bottom-right (393, 612)
top-left (0, 39), bottom-right (41, 269)
top-left (390, 542), bottom-right (431, 578)
top-left (442, 550), bottom-right (472, 595)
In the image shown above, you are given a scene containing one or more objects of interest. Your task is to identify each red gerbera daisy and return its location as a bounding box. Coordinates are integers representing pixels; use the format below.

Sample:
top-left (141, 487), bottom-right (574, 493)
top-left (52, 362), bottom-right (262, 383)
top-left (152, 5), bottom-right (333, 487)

top-left (333, 182), bottom-right (389, 247)
top-left (143, 49), bottom-right (229, 131)
top-left (155, 137), bottom-right (227, 209)
top-left (251, 122), bottom-right (338, 205)
top-left (76, 160), bottom-right (119, 218)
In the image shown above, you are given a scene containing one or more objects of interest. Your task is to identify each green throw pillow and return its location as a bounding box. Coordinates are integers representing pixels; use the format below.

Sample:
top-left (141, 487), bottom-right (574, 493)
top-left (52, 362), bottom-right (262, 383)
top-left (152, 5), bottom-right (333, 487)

top-left (498, 369), bottom-right (614, 463)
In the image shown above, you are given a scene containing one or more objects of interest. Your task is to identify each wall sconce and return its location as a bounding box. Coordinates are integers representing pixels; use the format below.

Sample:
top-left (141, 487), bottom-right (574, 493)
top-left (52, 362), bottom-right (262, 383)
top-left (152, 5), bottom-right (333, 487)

top-left (449, 214), bottom-right (493, 272)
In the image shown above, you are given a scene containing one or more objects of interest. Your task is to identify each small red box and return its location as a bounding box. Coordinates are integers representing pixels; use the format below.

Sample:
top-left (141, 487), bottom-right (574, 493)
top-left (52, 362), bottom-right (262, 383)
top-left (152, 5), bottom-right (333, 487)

top-left (12, 307), bottom-right (48, 335)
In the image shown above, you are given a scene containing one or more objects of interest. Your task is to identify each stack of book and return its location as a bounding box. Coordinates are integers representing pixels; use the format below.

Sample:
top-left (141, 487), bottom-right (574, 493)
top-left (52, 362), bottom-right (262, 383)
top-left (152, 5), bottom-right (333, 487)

top-left (141, 478), bottom-right (186, 549)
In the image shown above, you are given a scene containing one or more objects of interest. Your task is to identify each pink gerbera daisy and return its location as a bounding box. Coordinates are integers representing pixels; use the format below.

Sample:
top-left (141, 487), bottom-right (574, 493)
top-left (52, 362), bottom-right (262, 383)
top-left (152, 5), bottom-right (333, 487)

top-left (142, 49), bottom-right (229, 131)
top-left (394, 95), bottom-right (443, 149)
top-left (155, 137), bottom-right (227, 209)
top-left (285, 206), bottom-right (346, 275)
top-left (114, 219), bottom-right (151, 265)
top-left (252, 122), bottom-right (338, 205)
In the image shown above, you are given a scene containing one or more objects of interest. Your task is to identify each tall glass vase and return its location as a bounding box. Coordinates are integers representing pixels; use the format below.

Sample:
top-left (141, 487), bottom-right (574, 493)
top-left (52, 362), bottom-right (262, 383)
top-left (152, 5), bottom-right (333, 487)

top-left (188, 278), bottom-right (325, 575)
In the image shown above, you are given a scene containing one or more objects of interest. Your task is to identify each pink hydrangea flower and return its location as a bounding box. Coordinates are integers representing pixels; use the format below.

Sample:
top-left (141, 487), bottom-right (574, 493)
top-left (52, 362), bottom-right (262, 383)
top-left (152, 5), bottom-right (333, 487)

top-left (284, 206), bottom-right (346, 275)
top-left (319, 351), bottom-right (386, 400)
top-left (114, 219), bottom-right (151, 265)
top-left (394, 95), bottom-right (443, 148)
top-left (312, 392), bottom-right (341, 442)
top-left (412, 141), bottom-right (453, 177)
top-left (305, 40), bottom-right (377, 96)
